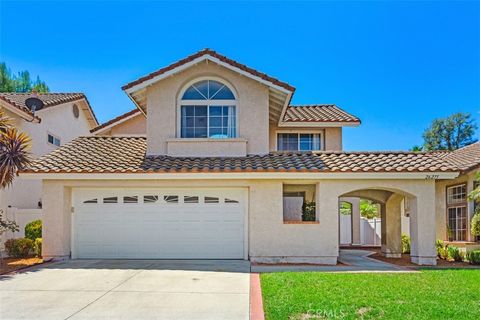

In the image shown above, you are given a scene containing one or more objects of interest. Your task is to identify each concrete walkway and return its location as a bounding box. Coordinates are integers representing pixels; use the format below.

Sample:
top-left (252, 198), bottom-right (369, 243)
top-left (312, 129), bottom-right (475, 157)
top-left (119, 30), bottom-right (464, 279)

top-left (252, 250), bottom-right (413, 273)
top-left (0, 260), bottom-right (251, 320)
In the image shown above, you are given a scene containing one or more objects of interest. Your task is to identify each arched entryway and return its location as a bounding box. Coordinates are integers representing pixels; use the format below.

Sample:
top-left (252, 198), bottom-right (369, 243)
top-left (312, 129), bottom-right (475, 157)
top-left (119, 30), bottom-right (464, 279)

top-left (313, 179), bottom-right (437, 266)
top-left (339, 188), bottom-right (415, 259)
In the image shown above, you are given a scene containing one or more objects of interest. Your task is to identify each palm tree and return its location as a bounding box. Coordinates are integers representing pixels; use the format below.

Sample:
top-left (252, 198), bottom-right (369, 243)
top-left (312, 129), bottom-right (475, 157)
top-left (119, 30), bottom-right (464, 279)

top-left (0, 109), bottom-right (31, 188)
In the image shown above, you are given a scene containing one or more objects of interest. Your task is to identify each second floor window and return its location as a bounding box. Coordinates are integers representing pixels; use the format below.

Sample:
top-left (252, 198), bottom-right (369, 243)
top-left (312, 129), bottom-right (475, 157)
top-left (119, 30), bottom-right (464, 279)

top-left (277, 133), bottom-right (321, 151)
top-left (180, 80), bottom-right (236, 138)
top-left (47, 133), bottom-right (61, 147)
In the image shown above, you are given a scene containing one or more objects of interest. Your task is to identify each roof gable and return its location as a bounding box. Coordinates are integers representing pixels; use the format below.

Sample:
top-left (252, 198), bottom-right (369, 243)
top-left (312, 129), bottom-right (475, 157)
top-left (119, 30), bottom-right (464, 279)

top-left (122, 49), bottom-right (294, 124)
top-left (122, 49), bottom-right (295, 93)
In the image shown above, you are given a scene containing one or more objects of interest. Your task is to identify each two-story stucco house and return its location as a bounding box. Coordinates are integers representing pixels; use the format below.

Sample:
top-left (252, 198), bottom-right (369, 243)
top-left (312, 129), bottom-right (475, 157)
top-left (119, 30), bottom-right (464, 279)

top-left (20, 49), bottom-right (463, 265)
top-left (0, 92), bottom-right (98, 240)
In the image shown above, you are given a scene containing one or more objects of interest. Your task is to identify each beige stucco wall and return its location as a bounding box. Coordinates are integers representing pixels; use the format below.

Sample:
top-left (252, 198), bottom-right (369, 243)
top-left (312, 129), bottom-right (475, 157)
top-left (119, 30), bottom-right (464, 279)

top-left (166, 138), bottom-right (247, 157)
top-left (40, 177), bottom-right (438, 264)
top-left (324, 127), bottom-right (343, 151)
top-left (435, 170), bottom-right (477, 242)
top-left (268, 125), bottom-right (343, 152)
top-left (107, 113), bottom-right (146, 136)
top-left (146, 61), bottom-right (270, 156)
top-left (0, 102), bottom-right (92, 210)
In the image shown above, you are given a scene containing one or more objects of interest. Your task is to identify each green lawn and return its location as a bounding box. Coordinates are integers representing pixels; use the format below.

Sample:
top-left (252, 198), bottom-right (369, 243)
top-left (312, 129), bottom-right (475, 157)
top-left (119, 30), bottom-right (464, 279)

top-left (261, 270), bottom-right (480, 320)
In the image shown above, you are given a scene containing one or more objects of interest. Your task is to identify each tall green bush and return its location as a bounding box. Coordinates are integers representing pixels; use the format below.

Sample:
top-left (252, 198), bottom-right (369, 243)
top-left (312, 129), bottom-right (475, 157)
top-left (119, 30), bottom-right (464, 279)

top-left (25, 220), bottom-right (41, 241)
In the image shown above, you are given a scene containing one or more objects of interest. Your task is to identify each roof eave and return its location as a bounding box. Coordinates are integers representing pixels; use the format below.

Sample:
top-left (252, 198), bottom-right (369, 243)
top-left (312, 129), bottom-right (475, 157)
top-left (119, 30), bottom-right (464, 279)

top-left (0, 99), bottom-right (41, 123)
top-left (19, 171), bottom-right (460, 180)
top-left (278, 121), bottom-right (361, 128)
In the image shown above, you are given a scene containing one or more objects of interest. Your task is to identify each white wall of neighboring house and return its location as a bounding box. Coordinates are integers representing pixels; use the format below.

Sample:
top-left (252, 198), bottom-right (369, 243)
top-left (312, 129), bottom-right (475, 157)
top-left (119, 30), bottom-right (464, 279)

top-left (0, 100), bottom-right (93, 247)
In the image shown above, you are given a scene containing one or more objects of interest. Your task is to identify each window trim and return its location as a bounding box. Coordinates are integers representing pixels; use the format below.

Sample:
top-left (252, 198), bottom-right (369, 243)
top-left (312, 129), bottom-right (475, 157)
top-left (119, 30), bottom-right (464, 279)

top-left (446, 183), bottom-right (468, 242)
top-left (275, 130), bottom-right (324, 151)
top-left (177, 77), bottom-right (238, 139)
top-left (47, 132), bottom-right (61, 147)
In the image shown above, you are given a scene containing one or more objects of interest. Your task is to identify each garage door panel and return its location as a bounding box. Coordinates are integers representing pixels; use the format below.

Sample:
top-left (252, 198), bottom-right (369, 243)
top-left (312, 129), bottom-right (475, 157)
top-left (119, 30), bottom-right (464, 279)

top-left (73, 188), bottom-right (245, 259)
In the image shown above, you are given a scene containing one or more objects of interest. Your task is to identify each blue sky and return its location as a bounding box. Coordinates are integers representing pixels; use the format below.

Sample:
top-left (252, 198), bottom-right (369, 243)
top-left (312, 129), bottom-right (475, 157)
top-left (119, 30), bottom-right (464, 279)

top-left (1, 1), bottom-right (479, 150)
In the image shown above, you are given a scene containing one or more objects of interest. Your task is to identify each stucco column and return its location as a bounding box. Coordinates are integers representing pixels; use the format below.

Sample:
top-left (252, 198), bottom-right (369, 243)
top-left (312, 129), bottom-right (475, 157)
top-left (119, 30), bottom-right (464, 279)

top-left (350, 198), bottom-right (361, 245)
top-left (381, 194), bottom-right (403, 258)
top-left (339, 197), bottom-right (361, 245)
top-left (410, 184), bottom-right (437, 265)
top-left (42, 181), bottom-right (71, 260)
top-left (317, 182), bottom-right (339, 263)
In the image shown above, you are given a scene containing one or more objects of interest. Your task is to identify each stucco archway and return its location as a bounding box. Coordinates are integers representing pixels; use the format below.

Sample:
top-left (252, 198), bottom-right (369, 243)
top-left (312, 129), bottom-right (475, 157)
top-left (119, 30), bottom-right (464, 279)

top-left (317, 180), bottom-right (437, 265)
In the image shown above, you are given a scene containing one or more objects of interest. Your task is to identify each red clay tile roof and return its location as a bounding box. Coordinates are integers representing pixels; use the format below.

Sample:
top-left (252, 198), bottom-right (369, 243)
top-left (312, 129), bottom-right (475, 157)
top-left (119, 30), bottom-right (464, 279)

top-left (90, 109), bottom-right (142, 133)
top-left (283, 105), bottom-right (360, 123)
top-left (122, 49), bottom-right (295, 92)
top-left (0, 92), bottom-right (98, 124)
top-left (443, 142), bottom-right (480, 173)
top-left (22, 136), bottom-right (457, 174)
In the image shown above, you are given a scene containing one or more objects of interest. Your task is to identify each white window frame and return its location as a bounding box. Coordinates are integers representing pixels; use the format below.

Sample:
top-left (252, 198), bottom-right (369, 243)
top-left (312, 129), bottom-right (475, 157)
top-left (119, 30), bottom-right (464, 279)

top-left (47, 132), bottom-right (61, 147)
top-left (275, 130), bottom-right (324, 151)
top-left (446, 184), bottom-right (468, 241)
top-left (177, 77), bottom-right (238, 139)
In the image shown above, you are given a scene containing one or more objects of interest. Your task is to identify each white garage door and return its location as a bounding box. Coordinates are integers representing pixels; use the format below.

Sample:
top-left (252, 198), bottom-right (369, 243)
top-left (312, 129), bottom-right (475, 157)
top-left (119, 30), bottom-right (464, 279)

top-left (72, 188), bottom-right (246, 259)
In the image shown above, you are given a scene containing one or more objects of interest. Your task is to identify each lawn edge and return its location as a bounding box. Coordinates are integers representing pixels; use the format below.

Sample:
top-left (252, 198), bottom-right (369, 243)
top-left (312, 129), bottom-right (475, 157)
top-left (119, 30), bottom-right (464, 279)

top-left (250, 273), bottom-right (265, 320)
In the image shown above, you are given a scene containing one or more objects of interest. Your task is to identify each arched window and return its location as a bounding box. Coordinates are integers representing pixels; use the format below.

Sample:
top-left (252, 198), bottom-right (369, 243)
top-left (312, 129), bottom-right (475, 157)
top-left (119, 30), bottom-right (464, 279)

top-left (180, 80), bottom-right (236, 138)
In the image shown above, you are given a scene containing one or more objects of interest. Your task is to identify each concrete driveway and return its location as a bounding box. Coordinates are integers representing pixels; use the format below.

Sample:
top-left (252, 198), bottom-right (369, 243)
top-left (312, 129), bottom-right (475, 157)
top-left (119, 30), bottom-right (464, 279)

top-left (0, 260), bottom-right (251, 320)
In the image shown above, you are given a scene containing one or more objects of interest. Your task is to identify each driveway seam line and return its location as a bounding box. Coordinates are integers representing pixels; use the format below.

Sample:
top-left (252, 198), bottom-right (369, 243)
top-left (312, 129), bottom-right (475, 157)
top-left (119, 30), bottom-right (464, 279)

top-left (62, 263), bottom-right (153, 320)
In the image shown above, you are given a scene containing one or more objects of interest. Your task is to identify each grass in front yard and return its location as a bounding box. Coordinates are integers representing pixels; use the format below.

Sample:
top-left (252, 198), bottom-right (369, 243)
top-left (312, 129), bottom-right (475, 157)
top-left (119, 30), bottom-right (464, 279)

top-left (261, 270), bottom-right (480, 320)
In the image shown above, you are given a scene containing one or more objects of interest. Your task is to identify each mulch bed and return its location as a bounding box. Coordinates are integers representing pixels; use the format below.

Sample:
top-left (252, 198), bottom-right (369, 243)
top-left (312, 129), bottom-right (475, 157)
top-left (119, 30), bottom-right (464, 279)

top-left (0, 257), bottom-right (44, 275)
top-left (369, 252), bottom-right (479, 269)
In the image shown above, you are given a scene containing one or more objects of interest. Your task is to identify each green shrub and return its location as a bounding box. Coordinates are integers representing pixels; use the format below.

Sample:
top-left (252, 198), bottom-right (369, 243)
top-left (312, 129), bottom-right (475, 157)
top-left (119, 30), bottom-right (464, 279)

top-left (471, 214), bottom-right (480, 238)
top-left (4, 238), bottom-right (35, 258)
top-left (302, 201), bottom-right (316, 221)
top-left (436, 240), bottom-right (449, 260)
top-left (448, 246), bottom-right (464, 262)
top-left (34, 238), bottom-right (42, 257)
top-left (402, 234), bottom-right (411, 254)
top-left (466, 250), bottom-right (480, 265)
top-left (25, 220), bottom-right (42, 241)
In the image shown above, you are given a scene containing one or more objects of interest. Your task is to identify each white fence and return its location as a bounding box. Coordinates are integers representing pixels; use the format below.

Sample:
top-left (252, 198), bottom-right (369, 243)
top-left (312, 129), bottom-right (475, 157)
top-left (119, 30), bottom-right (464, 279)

top-left (340, 215), bottom-right (381, 246)
top-left (360, 218), bottom-right (381, 246)
top-left (340, 214), bottom-right (410, 246)
top-left (1, 207), bottom-right (42, 247)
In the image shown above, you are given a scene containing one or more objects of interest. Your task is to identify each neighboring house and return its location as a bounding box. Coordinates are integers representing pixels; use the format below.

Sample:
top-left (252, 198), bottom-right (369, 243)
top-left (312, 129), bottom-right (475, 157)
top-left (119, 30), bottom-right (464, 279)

top-left (435, 142), bottom-right (480, 248)
top-left (20, 49), bottom-right (463, 265)
top-left (0, 92), bottom-right (98, 240)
